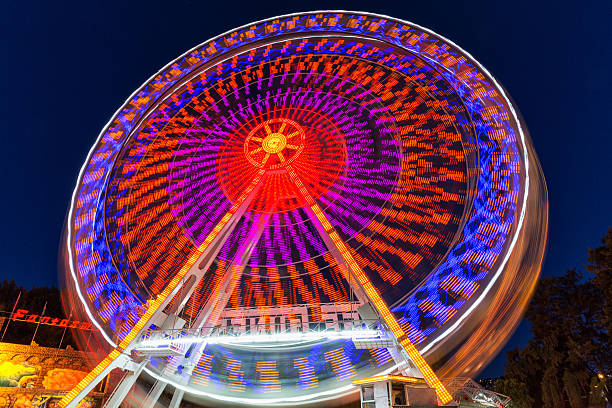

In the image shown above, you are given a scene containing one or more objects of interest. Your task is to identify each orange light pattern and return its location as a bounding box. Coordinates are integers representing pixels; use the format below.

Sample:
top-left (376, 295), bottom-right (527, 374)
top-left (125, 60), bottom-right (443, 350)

top-left (255, 361), bottom-right (282, 393)
top-left (225, 358), bottom-right (246, 392)
top-left (352, 374), bottom-right (424, 385)
top-left (293, 357), bottom-right (319, 390)
top-left (369, 348), bottom-right (393, 368)
top-left (323, 348), bottom-right (357, 381)
top-left (42, 369), bottom-right (88, 391)
top-left (191, 353), bottom-right (214, 387)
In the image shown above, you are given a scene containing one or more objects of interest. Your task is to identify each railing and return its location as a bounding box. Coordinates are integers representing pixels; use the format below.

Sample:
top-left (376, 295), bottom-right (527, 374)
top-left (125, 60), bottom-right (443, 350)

top-left (443, 377), bottom-right (511, 407)
top-left (138, 318), bottom-right (386, 347)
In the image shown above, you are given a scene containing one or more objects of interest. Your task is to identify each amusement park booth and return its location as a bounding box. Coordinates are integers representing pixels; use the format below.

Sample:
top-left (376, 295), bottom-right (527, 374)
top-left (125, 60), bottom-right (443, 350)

top-left (354, 375), bottom-right (446, 408)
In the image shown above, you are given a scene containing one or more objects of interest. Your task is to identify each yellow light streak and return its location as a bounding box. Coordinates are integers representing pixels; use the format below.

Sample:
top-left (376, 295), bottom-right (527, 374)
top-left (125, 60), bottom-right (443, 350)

top-left (286, 165), bottom-right (452, 404)
top-left (59, 170), bottom-right (265, 408)
top-left (352, 374), bottom-right (424, 385)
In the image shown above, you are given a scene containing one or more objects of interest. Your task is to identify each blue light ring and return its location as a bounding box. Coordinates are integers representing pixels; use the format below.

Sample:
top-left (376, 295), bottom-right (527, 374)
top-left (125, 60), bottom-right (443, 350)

top-left (65, 12), bottom-right (529, 396)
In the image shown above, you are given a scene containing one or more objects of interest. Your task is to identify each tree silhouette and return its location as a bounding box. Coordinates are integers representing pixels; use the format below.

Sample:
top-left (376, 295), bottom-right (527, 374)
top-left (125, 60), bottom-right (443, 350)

top-left (497, 228), bottom-right (611, 407)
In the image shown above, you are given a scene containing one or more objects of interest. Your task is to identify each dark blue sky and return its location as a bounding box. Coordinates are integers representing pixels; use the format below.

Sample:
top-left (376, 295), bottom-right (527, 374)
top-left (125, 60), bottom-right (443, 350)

top-left (1, 1), bottom-right (610, 378)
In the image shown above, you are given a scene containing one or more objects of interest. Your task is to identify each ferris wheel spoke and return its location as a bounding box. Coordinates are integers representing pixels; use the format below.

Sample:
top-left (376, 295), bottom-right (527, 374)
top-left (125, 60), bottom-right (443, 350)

top-left (264, 123), bottom-right (272, 135)
top-left (285, 144), bottom-right (299, 150)
top-left (286, 131), bottom-right (300, 139)
top-left (261, 153), bottom-right (270, 165)
top-left (249, 147), bottom-right (263, 155)
top-left (278, 122), bottom-right (286, 133)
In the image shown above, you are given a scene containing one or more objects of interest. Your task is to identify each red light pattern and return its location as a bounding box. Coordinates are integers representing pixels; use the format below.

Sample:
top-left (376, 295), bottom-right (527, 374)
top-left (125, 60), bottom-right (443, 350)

top-left (104, 49), bottom-right (467, 320)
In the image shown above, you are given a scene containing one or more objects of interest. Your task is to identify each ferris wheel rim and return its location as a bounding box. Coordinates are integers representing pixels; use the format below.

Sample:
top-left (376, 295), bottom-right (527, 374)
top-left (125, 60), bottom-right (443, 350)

top-left (63, 11), bottom-right (537, 405)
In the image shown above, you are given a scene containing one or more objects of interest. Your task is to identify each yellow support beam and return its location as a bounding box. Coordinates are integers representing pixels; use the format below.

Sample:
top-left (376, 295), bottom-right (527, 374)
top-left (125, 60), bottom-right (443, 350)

top-left (59, 170), bottom-right (264, 408)
top-left (287, 166), bottom-right (452, 404)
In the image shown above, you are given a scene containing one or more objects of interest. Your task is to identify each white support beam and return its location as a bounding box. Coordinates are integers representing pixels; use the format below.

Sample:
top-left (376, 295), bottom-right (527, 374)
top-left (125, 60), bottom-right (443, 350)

top-left (103, 360), bottom-right (147, 408)
top-left (168, 388), bottom-right (185, 408)
top-left (141, 379), bottom-right (166, 408)
top-left (60, 174), bottom-right (266, 408)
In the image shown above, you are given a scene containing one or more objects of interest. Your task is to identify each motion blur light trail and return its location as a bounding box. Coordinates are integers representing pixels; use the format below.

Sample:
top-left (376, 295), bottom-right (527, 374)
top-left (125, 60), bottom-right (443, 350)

top-left (60, 11), bottom-right (548, 407)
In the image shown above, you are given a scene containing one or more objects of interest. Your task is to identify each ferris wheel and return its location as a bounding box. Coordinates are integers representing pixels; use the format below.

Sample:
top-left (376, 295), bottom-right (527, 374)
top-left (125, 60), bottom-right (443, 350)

top-left (59, 11), bottom-right (547, 408)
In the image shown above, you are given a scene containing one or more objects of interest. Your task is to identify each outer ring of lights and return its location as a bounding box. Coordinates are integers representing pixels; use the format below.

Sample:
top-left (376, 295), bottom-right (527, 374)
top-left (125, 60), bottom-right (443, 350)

top-left (63, 10), bottom-right (547, 406)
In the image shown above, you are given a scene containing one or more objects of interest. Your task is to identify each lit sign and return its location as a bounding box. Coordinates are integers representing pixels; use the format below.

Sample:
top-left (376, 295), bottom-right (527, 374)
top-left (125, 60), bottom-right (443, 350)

top-left (11, 309), bottom-right (93, 331)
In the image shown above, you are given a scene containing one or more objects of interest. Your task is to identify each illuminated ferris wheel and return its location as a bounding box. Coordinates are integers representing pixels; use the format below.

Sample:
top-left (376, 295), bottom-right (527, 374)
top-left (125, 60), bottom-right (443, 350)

top-left (60, 11), bottom-right (547, 408)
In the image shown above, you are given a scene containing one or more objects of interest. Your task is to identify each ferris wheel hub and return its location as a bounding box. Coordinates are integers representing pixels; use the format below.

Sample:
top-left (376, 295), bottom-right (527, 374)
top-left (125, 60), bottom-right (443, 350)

top-left (244, 118), bottom-right (305, 169)
top-left (262, 133), bottom-right (287, 153)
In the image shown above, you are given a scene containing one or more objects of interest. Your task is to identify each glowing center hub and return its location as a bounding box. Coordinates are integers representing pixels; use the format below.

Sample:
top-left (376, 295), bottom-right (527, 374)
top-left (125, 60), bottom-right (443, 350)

top-left (262, 133), bottom-right (287, 154)
top-left (244, 118), bottom-right (306, 169)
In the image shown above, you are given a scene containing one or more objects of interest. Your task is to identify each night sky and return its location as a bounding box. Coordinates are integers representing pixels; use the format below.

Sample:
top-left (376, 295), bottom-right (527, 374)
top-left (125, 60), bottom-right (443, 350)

top-left (1, 1), bottom-right (610, 379)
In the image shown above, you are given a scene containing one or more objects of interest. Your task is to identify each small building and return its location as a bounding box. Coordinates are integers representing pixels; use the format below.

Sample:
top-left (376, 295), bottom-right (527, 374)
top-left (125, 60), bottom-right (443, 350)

top-left (353, 374), bottom-right (449, 408)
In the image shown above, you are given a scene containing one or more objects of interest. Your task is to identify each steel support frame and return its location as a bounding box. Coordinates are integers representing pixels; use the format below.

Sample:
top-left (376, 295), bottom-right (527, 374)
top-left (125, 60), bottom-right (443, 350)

top-left (63, 160), bottom-right (452, 407)
top-left (142, 210), bottom-right (272, 408)
top-left (60, 172), bottom-right (265, 408)
top-left (285, 165), bottom-right (452, 403)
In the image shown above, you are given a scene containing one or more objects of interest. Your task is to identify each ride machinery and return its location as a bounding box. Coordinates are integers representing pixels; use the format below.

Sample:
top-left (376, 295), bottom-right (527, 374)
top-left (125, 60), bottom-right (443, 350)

top-left (59, 11), bottom-right (548, 408)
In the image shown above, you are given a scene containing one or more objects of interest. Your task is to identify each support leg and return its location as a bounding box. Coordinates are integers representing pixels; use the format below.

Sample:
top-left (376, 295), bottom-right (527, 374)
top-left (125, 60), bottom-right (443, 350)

top-left (104, 361), bottom-right (146, 408)
top-left (63, 355), bottom-right (124, 408)
top-left (285, 165), bottom-right (452, 404)
top-left (141, 379), bottom-right (166, 408)
top-left (59, 171), bottom-right (266, 408)
top-left (168, 388), bottom-right (184, 408)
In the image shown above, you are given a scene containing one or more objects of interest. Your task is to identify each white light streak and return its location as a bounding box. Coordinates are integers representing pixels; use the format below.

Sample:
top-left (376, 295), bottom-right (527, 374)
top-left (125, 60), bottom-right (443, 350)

top-left (138, 329), bottom-right (384, 347)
